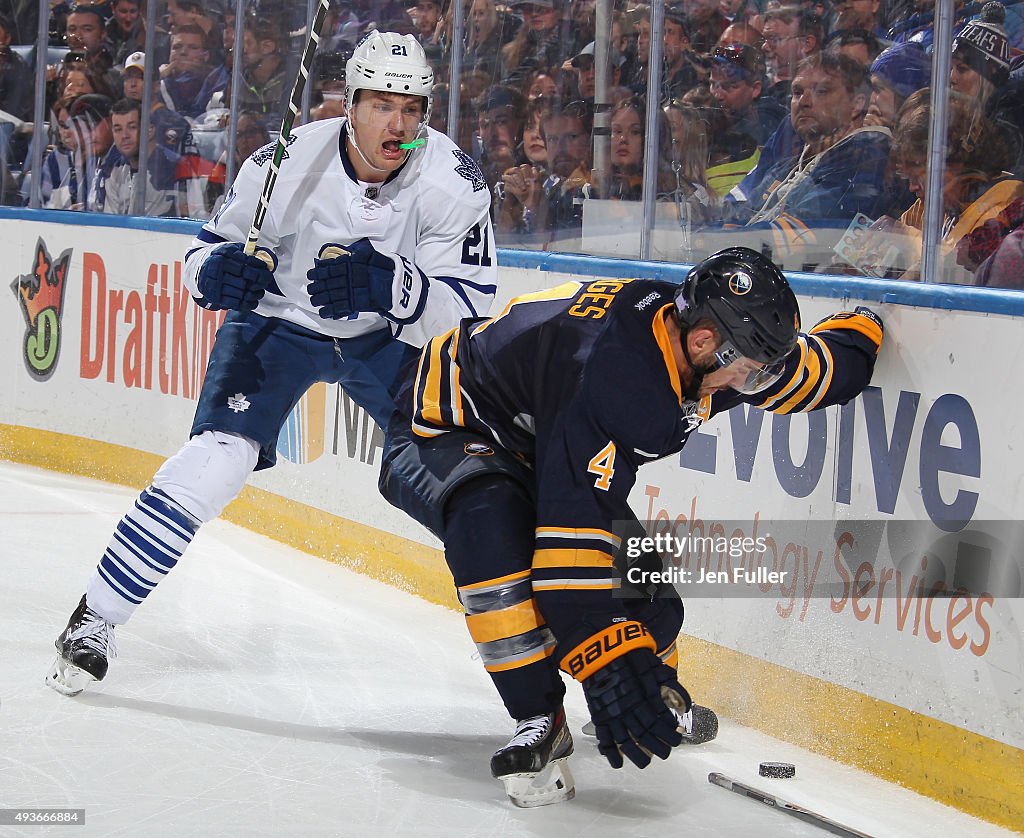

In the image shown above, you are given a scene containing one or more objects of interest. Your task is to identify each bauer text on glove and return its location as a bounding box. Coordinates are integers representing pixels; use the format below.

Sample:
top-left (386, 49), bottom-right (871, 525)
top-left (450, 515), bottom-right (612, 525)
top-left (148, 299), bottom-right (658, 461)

top-left (306, 237), bottom-right (427, 322)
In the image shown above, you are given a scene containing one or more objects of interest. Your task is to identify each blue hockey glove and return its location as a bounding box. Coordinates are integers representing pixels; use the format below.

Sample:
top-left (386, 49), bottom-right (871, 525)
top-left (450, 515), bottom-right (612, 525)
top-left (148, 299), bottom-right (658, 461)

top-left (562, 622), bottom-right (688, 769)
top-left (195, 243), bottom-right (276, 312)
top-left (306, 238), bottom-right (426, 322)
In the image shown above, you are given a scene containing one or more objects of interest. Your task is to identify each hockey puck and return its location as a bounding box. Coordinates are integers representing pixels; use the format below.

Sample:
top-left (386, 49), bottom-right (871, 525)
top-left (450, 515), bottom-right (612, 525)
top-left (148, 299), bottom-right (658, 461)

top-left (759, 762), bottom-right (796, 778)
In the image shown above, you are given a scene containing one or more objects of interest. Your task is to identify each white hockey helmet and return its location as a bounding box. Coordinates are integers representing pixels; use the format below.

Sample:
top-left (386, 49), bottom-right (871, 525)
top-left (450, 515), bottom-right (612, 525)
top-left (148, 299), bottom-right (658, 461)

top-left (345, 30), bottom-right (435, 127)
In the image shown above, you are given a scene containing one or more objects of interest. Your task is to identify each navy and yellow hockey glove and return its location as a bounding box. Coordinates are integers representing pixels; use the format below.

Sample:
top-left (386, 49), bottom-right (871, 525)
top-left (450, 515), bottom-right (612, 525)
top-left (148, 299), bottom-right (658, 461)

top-left (195, 243), bottom-right (276, 312)
top-left (307, 238), bottom-right (426, 322)
top-left (561, 621), bottom-right (689, 769)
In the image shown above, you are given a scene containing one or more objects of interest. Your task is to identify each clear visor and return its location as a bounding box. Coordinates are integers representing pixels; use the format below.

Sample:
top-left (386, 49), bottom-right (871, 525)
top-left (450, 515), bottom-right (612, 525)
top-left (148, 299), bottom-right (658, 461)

top-left (708, 343), bottom-right (788, 394)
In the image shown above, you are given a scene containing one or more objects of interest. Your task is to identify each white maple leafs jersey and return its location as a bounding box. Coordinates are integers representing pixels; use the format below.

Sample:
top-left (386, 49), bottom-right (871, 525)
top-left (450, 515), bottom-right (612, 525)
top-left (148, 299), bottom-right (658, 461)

top-left (182, 119), bottom-right (497, 345)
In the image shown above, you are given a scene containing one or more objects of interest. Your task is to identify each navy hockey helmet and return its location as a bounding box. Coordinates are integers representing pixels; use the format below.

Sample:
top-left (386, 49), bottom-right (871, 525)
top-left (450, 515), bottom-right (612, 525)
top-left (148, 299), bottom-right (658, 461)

top-left (674, 247), bottom-right (801, 392)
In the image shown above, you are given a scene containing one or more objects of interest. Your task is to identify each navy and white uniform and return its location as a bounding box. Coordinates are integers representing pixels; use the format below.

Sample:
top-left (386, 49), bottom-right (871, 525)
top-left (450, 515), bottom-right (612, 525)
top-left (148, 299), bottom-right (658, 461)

top-left (381, 277), bottom-right (882, 718)
top-left (84, 120), bottom-right (497, 624)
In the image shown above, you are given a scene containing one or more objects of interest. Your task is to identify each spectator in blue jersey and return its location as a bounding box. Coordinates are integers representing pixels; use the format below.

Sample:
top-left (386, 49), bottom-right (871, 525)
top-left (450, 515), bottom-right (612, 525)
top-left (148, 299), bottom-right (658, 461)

top-left (722, 51), bottom-right (891, 253)
top-left (66, 93), bottom-right (125, 212)
top-left (103, 97), bottom-right (185, 216)
top-left (159, 23), bottom-right (215, 119)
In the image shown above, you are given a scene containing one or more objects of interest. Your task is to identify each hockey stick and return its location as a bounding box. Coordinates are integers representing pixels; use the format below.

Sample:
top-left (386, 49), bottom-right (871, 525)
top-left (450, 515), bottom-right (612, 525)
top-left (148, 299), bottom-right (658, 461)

top-left (243, 0), bottom-right (331, 256)
top-left (708, 773), bottom-right (876, 838)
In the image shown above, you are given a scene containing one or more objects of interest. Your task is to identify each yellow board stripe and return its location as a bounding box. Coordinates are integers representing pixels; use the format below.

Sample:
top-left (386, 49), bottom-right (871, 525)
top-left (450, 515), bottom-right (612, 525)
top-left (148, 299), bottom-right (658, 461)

top-left (5, 423), bottom-right (1021, 833)
top-left (533, 548), bottom-right (614, 569)
top-left (465, 599), bottom-right (544, 644)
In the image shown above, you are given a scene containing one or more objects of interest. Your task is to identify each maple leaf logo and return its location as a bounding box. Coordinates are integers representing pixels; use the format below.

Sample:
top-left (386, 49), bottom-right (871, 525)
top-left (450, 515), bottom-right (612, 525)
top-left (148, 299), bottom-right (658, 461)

top-left (11, 238), bottom-right (72, 380)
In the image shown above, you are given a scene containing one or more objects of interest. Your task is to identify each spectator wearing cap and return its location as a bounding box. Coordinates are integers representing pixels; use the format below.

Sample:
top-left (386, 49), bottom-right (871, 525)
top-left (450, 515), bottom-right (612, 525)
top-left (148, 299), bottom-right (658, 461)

top-left (103, 96), bottom-right (186, 216)
top-left (0, 12), bottom-right (32, 121)
top-left (409, 0), bottom-right (444, 46)
top-left (951, 2), bottom-right (1024, 172)
top-left (717, 21), bottom-right (764, 48)
top-left (862, 40), bottom-right (928, 130)
top-left (706, 42), bottom-right (786, 195)
top-left (500, 0), bottom-right (576, 89)
top-left (824, 28), bottom-right (884, 67)
top-left (64, 93), bottom-right (125, 212)
top-left (681, 0), bottom-right (730, 55)
top-left (831, 0), bottom-right (887, 39)
top-left (662, 7), bottom-right (706, 100)
top-left (476, 84), bottom-right (527, 190)
top-left (568, 40), bottom-right (626, 102)
top-left (105, 0), bottom-right (145, 67)
top-left (760, 5), bottom-right (822, 106)
top-left (122, 51), bottom-right (193, 154)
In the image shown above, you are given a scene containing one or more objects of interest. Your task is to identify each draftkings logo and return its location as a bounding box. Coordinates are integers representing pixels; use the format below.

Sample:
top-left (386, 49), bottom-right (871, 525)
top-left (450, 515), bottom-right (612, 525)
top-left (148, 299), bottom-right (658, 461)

top-left (11, 238), bottom-right (72, 380)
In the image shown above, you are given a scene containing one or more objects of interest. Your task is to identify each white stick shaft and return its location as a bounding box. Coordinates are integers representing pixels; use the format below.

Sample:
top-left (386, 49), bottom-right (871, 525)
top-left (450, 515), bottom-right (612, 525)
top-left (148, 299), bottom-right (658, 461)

top-left (707, 773), bottom-right (876, 838)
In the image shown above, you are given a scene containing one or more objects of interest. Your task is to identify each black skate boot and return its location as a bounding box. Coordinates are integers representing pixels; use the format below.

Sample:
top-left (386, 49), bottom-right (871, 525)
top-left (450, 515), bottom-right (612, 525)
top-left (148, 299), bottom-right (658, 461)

top-left (45, 595), bottom-right (117, 696)
top-left (490, 707), bottom-right (575, 807)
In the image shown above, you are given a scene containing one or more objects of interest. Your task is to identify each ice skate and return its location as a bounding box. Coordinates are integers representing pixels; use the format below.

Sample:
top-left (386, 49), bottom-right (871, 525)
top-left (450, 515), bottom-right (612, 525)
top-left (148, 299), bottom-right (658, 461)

top-left (490, 707), bottom-right (575, 807)
top-left (45, 595), bottom-right (117, 696)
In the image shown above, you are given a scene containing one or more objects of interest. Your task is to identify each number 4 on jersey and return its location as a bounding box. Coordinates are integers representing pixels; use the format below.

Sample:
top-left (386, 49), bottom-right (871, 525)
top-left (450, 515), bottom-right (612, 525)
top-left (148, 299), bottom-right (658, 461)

top-left (587, 441), bottom-right (617, 491)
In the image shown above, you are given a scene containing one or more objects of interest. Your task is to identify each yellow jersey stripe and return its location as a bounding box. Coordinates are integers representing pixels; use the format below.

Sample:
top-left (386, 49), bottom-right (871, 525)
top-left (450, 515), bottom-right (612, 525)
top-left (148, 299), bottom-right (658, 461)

top-left (465, 600), bottom-right (545, 645)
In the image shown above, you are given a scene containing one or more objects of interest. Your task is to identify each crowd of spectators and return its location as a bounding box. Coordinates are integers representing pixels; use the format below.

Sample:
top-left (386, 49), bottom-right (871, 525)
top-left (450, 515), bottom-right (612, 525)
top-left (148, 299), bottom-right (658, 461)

top-left (1, 0), bottom-right (1023, 286)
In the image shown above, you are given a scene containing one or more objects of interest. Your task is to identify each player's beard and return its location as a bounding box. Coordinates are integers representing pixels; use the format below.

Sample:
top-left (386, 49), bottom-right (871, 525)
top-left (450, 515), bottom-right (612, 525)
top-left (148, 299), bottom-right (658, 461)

top-left (683, 360), bottom-right (716, 402)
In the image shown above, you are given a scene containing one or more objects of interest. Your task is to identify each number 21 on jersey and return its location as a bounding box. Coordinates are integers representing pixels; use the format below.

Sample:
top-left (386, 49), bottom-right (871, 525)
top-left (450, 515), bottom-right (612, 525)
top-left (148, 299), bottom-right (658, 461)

top-left (587, 441), bottom-right (617, 491)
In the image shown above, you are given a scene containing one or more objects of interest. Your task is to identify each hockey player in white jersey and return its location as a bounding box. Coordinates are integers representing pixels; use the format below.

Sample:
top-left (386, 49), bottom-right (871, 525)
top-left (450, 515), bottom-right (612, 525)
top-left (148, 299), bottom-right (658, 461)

top-left (47, 31), bottom-right (497, 694)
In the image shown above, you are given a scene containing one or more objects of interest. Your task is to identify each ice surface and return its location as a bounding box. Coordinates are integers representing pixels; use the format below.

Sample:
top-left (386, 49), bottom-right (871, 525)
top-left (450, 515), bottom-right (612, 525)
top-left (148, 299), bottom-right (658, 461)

top-left (0, 462), bottom-right (1013, 837)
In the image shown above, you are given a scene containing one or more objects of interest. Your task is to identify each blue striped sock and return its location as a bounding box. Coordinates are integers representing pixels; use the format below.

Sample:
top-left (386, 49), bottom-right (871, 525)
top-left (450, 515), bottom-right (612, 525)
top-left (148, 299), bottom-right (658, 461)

top-left (86, 487), bottom-right (200, 624)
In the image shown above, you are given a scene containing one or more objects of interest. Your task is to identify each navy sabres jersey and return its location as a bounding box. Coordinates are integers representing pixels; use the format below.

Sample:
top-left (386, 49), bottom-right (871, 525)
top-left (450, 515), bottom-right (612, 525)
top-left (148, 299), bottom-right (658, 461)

top-left (410, 277), bottom-right (882, 642)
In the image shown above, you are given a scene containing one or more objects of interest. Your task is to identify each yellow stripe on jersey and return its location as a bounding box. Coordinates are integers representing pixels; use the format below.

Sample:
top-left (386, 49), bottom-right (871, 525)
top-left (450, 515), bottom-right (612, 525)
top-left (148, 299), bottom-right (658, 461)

top-left (756, 337), bottom-right (808, 410)
top-left (651, 304), bottom-right (683, 405)
top-left (416, 326), bottom-right (458, 429)
top-left (804, 336), bottom-right (835, 411)
top-left (465, 599), bottom-right (545, 644)
top-left (449, 325), bottom-right (463, 426)
top-left (773, 339), bottom-right (822, 414)
top-left (810, 311), bottom-right (883, 350)
top-left (533, 548), bottom-right (615, 569)
top-left (470, 281), bottom-right (583, 337)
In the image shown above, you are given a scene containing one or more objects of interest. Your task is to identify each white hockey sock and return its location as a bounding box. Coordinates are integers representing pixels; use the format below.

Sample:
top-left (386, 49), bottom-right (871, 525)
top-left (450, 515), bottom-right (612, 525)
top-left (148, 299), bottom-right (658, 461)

top-left (86, 487), bottom-right (201, 624)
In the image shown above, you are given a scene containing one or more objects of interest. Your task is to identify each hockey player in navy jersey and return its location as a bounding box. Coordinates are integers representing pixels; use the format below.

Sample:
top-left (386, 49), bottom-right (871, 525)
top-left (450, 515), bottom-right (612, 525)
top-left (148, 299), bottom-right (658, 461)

top-left (375, 247), bottom-right (883, 806)
top-left (47, 31), bottom-right (498, 695)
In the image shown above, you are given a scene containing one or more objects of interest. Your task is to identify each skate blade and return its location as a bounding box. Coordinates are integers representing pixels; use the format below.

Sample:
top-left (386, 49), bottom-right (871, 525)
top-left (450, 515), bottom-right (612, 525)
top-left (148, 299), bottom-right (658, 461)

top-left (500, 757), bottom-right (575, 808)
top-left (45, 655), bottom-right (97, 696)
